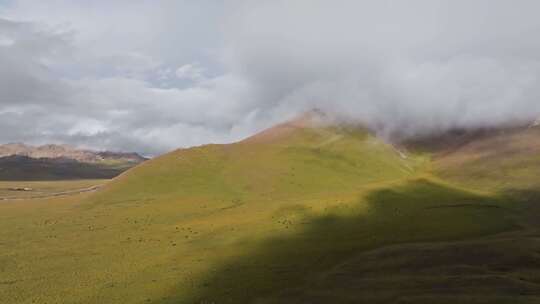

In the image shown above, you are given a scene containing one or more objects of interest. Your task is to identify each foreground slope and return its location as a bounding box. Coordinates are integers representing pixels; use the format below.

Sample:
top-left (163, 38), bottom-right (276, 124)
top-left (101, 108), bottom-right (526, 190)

top-left (1, 115), bottom-right (540, 303)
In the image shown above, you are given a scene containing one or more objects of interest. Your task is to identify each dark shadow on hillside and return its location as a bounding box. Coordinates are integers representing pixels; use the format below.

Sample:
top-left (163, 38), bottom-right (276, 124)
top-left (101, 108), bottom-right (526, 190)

top-left (157, 179), bottom-right (540, 304)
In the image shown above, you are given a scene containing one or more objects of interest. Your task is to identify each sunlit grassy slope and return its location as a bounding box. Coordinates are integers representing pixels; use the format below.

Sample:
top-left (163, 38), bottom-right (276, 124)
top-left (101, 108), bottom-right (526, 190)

top-left (92, 123), bottom-right (421, 208)
top-left (1, 118), bottom-right (540, 303)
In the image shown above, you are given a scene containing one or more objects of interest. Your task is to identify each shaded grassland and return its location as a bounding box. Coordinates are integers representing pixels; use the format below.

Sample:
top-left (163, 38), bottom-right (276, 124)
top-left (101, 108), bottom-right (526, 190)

top-left (2, 125), bottom-right (540, 303)
top-left (180, 179), bottom-right (538, 304)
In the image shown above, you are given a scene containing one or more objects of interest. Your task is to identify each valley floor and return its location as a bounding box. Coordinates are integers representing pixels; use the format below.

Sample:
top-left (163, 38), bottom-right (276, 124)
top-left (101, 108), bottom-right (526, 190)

top-left (0, 180), bottom-right (107, 201)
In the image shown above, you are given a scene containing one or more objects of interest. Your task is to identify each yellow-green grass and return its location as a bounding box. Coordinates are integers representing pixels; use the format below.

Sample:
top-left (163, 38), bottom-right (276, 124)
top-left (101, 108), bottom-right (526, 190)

top-left (0, 124), bottom-right (538, 303)
top-left (0, 179), bottom-right (108, 199)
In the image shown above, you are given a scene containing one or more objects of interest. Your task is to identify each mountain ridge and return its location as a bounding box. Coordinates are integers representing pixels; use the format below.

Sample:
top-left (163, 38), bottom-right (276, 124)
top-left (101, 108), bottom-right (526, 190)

top-left (0, 142), bottom-right (147, 163)
top-left (0, 143), bottom-right (146, 180)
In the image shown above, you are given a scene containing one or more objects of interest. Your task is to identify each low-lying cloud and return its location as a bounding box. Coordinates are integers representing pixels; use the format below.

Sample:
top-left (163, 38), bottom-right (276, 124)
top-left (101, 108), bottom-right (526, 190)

top-left (1, 1), bottom-right (540, 155)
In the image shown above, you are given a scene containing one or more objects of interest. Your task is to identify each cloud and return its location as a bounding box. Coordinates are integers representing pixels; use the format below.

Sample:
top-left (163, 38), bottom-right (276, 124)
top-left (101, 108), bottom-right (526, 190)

top-left (221, 0), bottom-right (540, 138)
top-left (175, 63), bottom-right (206, 82)
top-left (1, 1), bottom-right (540, 155)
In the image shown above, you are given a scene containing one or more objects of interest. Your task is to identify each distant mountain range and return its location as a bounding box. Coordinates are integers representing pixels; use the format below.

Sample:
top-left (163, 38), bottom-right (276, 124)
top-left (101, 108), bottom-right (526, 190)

top-left (0, 143), bottom-right (147, 180)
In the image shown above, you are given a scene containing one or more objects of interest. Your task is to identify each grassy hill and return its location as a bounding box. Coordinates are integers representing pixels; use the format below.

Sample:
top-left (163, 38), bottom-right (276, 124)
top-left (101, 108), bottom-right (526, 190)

top-left (1, 115), bottom-right (540, 303)
top-left (92, 118), bottom-right (422, 209)
top-left (434, 126), bottom-right (540, 192)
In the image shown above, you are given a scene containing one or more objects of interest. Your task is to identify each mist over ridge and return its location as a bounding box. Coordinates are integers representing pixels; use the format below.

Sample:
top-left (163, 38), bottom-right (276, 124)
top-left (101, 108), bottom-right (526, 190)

top-left (1, 1), bottom-right (540, 155)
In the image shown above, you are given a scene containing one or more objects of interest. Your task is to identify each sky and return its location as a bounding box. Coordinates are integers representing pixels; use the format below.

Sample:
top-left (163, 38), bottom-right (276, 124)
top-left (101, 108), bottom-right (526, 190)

top-left (1, 0), bottom-right (540, 155)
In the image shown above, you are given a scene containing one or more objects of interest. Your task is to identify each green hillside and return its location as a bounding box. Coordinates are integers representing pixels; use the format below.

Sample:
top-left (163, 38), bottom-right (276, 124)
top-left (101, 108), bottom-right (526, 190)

top-left (92, 123), bottom-right (421, 208)
top-left (1, 118), bottom-right (540, 303)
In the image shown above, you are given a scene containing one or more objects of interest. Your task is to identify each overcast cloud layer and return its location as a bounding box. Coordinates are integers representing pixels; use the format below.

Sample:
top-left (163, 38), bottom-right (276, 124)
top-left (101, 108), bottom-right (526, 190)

top-left (1, 0), bottom-right (540, 155)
